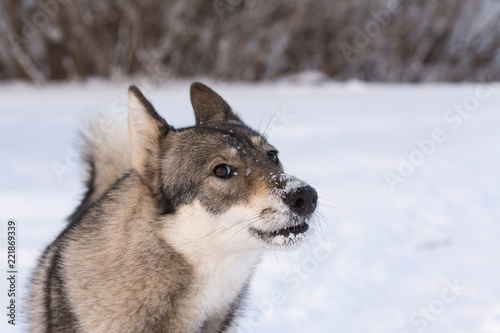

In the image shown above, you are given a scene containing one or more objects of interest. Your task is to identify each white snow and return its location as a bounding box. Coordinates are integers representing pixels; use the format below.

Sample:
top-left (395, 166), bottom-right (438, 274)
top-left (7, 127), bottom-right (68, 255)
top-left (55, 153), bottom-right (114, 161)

top-left (0, 80), bottom-right (499, 332)
top-left (269, 232), bottom-right (307, 247)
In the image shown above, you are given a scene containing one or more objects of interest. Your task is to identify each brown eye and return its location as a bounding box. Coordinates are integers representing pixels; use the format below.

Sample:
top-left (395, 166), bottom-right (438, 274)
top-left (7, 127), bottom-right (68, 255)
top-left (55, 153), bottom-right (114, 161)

top-left (267, 151), bottom-right (279, 165)
top-left (214, 164), bottom-right (231, 178)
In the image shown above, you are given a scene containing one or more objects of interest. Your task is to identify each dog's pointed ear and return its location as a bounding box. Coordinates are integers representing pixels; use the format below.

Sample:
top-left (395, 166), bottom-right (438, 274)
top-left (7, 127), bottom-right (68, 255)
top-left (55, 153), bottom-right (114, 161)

top-left (190, 82), bottom-right (242, 124)
top-left (128, 85), bottom-right (169, 176)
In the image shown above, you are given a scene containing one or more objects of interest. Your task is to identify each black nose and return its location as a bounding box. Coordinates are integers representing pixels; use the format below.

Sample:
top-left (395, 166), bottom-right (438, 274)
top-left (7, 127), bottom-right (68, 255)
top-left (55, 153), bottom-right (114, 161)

top-left (284, 186), bottom-right (318, 216)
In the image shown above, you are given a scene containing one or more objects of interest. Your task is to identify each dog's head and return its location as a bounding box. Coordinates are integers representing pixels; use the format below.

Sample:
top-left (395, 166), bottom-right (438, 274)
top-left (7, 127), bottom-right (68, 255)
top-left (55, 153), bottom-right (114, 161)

top-left (128, 83), bottom-right (318, 249)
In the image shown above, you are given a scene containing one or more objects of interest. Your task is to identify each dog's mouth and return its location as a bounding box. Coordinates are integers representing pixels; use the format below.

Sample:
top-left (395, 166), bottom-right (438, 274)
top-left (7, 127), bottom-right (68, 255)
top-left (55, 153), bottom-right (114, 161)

top-left (261, 222), bottom-right (309, 238)
top-left (247, 205), bottom-right (315, 247)
top-left (250, 221), bottom-right (310, 247)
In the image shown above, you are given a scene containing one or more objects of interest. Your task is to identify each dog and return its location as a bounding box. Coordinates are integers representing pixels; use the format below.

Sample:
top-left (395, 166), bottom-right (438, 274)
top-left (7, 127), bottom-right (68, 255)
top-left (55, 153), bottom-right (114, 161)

top-left (29, 82), bottom-right (318, 332)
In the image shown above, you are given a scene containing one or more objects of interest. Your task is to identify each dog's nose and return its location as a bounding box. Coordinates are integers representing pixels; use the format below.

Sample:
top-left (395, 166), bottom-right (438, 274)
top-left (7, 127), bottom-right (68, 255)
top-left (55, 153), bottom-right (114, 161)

top-left (284, 186), bottom-right (318, 216)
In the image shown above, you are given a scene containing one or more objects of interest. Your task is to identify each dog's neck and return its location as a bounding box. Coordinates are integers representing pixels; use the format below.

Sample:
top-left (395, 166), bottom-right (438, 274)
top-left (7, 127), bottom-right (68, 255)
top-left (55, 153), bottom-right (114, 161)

top-left (162, 201), bottom-right (262, 318)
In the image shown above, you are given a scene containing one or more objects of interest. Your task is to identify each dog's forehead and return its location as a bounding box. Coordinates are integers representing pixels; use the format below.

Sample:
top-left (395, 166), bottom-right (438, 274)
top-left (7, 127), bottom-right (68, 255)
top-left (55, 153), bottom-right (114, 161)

top-left (179, 123), bottom-right (271, 152)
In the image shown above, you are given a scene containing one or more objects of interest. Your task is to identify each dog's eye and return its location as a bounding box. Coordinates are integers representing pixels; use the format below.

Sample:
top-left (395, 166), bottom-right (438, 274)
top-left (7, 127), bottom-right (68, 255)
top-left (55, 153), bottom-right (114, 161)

top-left (214, 164), bottom-right (231, 178)
top-left (267, 151), bottom-right (279, 165)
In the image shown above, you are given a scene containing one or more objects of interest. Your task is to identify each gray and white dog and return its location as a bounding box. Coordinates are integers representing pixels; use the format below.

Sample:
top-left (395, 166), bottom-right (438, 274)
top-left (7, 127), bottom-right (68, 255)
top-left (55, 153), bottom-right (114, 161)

top-left (29, 83), bottom-right (318, 332)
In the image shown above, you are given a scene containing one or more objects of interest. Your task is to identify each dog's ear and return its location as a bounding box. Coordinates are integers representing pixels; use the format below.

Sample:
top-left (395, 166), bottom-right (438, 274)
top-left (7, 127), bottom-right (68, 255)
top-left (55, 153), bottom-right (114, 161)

top-left (190, 82), bottom-right (242, 124)
top-left (128, 85), bottom-right (169, 176)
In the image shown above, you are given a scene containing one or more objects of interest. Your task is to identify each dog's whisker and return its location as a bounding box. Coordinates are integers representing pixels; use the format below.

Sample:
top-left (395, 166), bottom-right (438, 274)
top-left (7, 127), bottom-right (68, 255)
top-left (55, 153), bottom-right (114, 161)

top-left (273, 249), bottom-right (286, 277)
top-left (257, 110), bottom-right (267, 134)
top-left (261, 106), bottom-right (282, 138)
top-left (220, 217), bottom-right (265, 244)
top-left (197, 212), bottom-right (264, 245)
top-left (318, 202), bottom-right (338, 209)
top-left (175, 207), bottom-right (196, 238)
top-left (315, 211), bottom-right (334, 231)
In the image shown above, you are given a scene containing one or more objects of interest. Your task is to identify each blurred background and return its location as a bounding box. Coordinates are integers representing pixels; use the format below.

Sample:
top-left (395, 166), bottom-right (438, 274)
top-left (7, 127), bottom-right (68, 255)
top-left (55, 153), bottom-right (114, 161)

top-left (1, 1), bottom-right (499, 333)
top-left (1, 0), bottom-right (500, 83)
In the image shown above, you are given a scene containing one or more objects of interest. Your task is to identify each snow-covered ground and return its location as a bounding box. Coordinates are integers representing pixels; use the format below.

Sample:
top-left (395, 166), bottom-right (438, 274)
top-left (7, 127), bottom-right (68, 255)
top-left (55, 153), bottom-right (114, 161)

top-left (0, 80), bottom-right (499, 332)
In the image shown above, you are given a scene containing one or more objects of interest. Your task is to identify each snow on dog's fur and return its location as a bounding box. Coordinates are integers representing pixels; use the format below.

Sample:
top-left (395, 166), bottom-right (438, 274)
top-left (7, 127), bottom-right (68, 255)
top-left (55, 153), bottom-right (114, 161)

top-left (29, 82), bottom-right (318, 332)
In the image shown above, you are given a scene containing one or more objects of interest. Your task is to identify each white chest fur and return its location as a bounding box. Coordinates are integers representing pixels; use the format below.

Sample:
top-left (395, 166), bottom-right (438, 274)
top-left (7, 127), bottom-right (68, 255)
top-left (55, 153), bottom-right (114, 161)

top-left (163, 201), bottom-right (262, 319)
top-left (194, 250), bottom-right (260, 318)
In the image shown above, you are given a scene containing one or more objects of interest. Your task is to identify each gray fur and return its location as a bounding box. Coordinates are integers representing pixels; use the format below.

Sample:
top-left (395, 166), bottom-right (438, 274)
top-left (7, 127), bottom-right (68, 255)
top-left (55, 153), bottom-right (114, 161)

top-left (31, 172), bottom-right (195, 332)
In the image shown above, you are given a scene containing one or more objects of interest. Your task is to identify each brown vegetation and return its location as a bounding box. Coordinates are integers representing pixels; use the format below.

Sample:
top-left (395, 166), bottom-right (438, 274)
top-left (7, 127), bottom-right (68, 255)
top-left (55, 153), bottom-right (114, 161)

top-left (0, 0), bottom-right (499, 83)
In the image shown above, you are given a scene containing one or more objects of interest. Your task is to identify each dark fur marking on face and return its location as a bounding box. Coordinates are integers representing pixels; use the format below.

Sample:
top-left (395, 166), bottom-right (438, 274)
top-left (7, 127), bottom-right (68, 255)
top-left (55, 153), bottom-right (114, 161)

top-left (140, 122), bottom-right (246, 215)
top-left (152, 118), bottom-right (287, 216)
top-left (157, 123), bottom-right (278, 215)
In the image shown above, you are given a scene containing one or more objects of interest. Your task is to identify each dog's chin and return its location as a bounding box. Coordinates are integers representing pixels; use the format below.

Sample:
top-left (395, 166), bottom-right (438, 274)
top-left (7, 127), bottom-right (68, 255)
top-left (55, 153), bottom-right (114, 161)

top-left (249, 213), bottom-right (312, 249)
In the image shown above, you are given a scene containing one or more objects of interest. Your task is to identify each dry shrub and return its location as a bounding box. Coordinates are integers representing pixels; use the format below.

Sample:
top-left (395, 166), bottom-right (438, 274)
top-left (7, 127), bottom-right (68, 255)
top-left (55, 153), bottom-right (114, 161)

top-left (0, 0), bottom-right (498, 83)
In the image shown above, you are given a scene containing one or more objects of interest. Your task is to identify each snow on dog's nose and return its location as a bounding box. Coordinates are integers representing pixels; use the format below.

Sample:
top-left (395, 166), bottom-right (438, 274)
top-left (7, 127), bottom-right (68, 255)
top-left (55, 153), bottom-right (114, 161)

top-left (284, 185), bottom-right (318, 216)
top-left (268, 174), bottom-right (318, 215)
